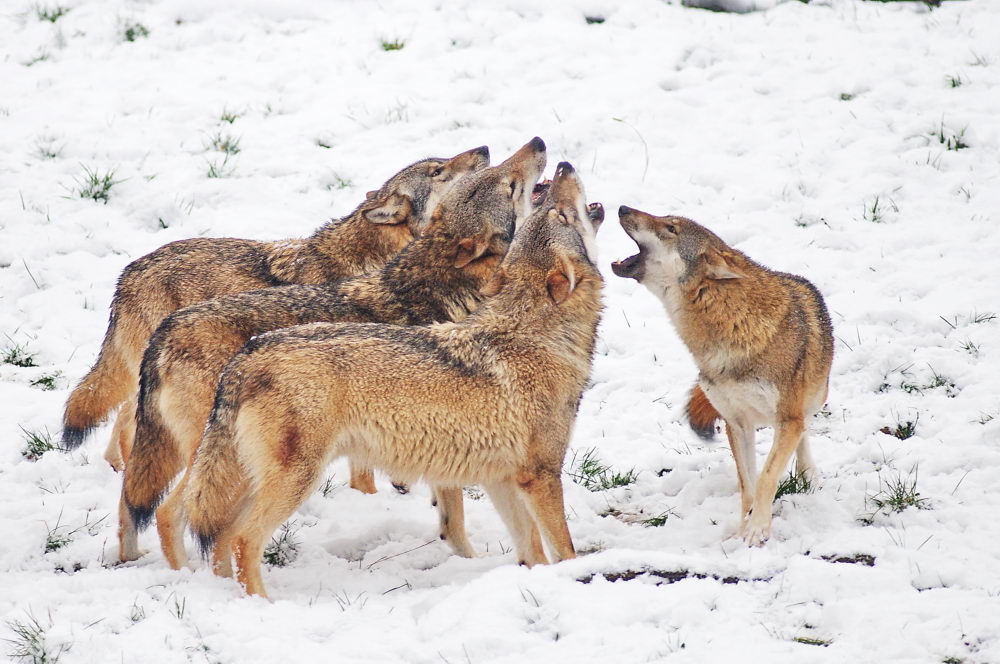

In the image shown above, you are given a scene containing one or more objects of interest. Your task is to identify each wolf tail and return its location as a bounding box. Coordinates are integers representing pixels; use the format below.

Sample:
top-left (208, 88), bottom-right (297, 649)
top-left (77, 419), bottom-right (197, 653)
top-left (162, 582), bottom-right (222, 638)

top-left (686, 383), bottom-right (720, 439)
top-left (122, 347), bottom-right (186, 532)
top-left (62, 310), bottom-right (136, 449)
top-left (185, 373), bottom-right (249, 559)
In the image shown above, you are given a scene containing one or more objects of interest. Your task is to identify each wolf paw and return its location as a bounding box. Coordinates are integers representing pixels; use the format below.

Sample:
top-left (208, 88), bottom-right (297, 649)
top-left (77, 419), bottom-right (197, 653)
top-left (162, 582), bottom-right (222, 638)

top-left (739, 518), bottom-right (771, 547)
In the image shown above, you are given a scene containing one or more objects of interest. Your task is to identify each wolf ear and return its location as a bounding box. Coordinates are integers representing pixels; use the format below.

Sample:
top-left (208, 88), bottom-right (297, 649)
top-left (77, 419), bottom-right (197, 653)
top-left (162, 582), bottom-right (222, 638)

top-left (365, 190), bottom-right (378, 200)
top-left (364, 193), bottom-right (412, 225)
top-left (546, 252), bottom-right (582, 305)
top-left (480, 267), bottom-right (507, 297)
top-left (703, 248), bottom-right (746, 280)
top-left (454, 236), bottom-right (489, 268)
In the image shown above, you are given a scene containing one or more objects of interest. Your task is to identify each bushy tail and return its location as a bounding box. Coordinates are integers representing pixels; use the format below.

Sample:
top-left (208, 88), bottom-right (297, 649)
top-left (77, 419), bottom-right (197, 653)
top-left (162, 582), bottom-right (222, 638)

top-left (185, 378), bottom-right (249, 559)
top-left (62, 314), bottom-right (136, 449)
top-left (686, 383), bottom-right (720, 439)
top-left (122, 362), bottom-right (185, 532)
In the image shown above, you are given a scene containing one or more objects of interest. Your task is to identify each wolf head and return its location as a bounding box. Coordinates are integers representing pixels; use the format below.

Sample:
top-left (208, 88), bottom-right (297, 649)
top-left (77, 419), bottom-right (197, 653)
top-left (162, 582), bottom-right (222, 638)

top-left (531, 179), bottom-right (605, 250)
top-left (361, 145), bottom-right (490, 233)
top-left (482, 162), bottom-right (602, 307)
top-left (425, 137), bottom-right (547, 272)
top-left (612, 207), bottom-right (746, 293)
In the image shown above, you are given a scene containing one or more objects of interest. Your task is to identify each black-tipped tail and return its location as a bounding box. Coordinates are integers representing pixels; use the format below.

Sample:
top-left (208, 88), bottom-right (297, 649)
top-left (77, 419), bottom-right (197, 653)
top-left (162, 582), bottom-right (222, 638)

top-left (61, 425), bottom-right (93, 450)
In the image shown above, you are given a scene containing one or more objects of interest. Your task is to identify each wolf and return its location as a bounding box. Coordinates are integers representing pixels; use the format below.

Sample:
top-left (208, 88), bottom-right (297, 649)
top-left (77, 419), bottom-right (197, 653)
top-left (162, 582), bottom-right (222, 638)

top-left (183, 162), bottom-right (603, 597)
top-left (60, 146), bottom-right (490, 472)
top-left (612, 207), bottom-right (833, 546)
top-left (118, 138), bottom-right (548, 566)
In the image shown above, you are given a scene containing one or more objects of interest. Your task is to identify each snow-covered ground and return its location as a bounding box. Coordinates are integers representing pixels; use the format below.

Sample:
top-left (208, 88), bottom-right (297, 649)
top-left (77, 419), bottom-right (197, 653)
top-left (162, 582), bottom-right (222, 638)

top-left (3, 0), bottom-right (1000, 661)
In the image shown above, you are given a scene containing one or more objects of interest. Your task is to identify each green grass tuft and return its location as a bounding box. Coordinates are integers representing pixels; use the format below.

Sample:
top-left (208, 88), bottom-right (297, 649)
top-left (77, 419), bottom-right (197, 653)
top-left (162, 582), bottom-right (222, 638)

top-left (21, 426), bottom-right (58, 461)
top-left (122, 22), bottom-right (150, 42)
top-left (567, 448), bottom-right (638, 491)
top-left (262, 521), bottom-right (299, 567)
top-left (207, 131), bottom-right (241, 155)
top-left (75, 165), bottom-right (122, 204)
top-left (793, 636), bottom-right (832, 647)
top-left (36, 4), bottom-right (69, 22)
top-left (381, 39), bottom-right (405, 51)
top-left (4, 612), bottom-right (66, 663)
top-left (774, 471), bottom-right (813, 501)
top-left (931, 120), bottom-right (969, 151)
top-left (206, 155), bottom-right (235, 179)
top-left (866, 469), bottom-right (929, 519)
top-left (3, 343), bottom-right (37, 367)
top-left (30, 372), bottom-right (61, 391)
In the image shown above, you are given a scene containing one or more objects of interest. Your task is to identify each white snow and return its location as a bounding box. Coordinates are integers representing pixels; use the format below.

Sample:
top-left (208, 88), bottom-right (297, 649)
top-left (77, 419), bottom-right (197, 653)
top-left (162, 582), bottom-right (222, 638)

top-left (2, 0), bottom-right (1000, 662)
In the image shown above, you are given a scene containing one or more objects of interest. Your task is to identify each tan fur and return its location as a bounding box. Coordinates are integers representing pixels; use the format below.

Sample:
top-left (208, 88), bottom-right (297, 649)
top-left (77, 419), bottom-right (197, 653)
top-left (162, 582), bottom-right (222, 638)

top-left (185, 162), bottom-right (602, 597)
top-left (60, 146), bottom-right (490, 468)
top-left (613, 207), bottom-right (833, 546)
top-left (120, 139), bottom-right (547, 566)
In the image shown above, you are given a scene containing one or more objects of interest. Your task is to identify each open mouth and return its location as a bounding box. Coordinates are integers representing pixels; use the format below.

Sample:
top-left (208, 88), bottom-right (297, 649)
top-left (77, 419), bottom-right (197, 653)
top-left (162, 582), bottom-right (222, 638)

top-left (587, 202), bottom-right (605, 227)
top-left (531, 180), bottom-right (552, 207)
top-left (610, 252), bottom-right (644, 280)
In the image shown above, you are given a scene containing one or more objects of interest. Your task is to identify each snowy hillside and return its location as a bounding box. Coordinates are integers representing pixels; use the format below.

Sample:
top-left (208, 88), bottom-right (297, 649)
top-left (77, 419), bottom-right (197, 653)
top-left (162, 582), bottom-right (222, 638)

top-left (2, 0), bottom-right (999, 661)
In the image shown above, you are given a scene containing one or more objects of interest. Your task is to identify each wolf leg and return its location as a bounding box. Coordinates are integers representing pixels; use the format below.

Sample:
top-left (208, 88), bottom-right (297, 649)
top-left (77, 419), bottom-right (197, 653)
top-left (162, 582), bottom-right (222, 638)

top-left (724, 420), bottom-right (756, 519)
top-left (156, 464), bottom-right (192, 570)
top-left (117, 488), bottom-right (143, 562)
top-left (433, 486), bottom-right (476, 558)
top-left (483, 481), bottom-right (548, 566)
top-left (741, 413), bottom-right (805, 546)
top-left (518, 470), bottom-right (575, 563)
top-left (348, 463), bottom-right (377, 494)
top-left (794, 434), bottom-right (817, 480)
top-left (105, 393), bottom-right (138, 471)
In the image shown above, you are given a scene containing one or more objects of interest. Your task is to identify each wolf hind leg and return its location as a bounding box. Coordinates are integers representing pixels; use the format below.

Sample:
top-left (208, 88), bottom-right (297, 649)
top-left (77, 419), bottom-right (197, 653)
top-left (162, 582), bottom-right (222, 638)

top-left (483, 481), bottom-right (548, 566)
top-left (517, 469), bottom-right (575, 563)
top-left (794, 434), bottom-right (817, 480)
top-left (156, 462), bottom-right (194, 570)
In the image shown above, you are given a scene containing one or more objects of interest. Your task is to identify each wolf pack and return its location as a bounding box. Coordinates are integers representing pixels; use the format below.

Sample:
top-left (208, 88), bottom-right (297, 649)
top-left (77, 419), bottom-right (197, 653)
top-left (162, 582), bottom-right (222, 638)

top-left (60, 138), bottom-right (833, 598)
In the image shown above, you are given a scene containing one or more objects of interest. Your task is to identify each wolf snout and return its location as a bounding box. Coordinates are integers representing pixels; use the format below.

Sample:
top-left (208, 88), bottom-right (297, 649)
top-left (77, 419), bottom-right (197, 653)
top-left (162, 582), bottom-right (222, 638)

top-left (618, 204), bottom-right (635, 218)
top-left (528, 136), bottom-right (546, 153)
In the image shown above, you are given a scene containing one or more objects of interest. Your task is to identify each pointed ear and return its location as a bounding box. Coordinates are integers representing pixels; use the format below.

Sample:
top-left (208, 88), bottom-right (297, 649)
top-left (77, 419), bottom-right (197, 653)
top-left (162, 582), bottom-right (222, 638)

top-left (454, 236), bottom-right (489, 268)
top-left (703, 248), bottom-right (746, 280)
top-left (546, 252), bottom-right (579, 305)
top-left (480, 267), bottom-right (507, 297)
top-left (365, 190), bottom-right (378, 200)
top-left (364, 193), bottom-right (412, 225)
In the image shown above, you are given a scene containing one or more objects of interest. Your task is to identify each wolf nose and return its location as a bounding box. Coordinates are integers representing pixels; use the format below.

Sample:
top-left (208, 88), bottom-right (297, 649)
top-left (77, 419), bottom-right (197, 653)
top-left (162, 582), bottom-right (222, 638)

top-left (473, 145), bottom-right (489, 159)
top-left (528, 136), bottom-right (546, 153)
top-left (555, 161), bottom-right (575, 177)
top-left (619, 205), bottom-right (634, 217)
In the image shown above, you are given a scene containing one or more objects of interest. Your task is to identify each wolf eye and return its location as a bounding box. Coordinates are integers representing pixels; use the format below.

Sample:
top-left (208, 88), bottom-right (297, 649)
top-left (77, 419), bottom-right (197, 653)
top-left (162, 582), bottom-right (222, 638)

top-left (509, 181), bottom-right (518, 197)
top-left (664, 223), bottom-right (678, 235)
top-left (431, 166), bottom-right (444, 177)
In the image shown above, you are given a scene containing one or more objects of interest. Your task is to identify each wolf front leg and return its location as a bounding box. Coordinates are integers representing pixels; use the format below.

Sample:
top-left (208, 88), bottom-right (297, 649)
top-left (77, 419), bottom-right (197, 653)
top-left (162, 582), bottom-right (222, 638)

top-left (348, 463), bottom-right (377, 494)
top-left (432, 486), bottom-right (477, 558)
top-left (740, 408), bottom-right (806, 547)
